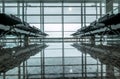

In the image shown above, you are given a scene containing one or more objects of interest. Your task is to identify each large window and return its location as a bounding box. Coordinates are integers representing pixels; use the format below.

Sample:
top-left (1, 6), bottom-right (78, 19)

top-left (2, 2), bottom-right (105, 38)
top-left (0, 2), bottom-right (110, 79)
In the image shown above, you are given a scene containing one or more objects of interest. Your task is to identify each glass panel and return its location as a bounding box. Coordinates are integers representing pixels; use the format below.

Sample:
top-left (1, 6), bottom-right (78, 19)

top-left (27, 16), bottom-right (40, 23)
top-left (27, 58), bottom-right (41, 65)
top-left (27, 7), bottom-right (40, 14)
top-left (64, 49), bottom-right (82, 57)
top-left (64, 32), bottom-right (75, 37)
top-left (65, 57), bottom-right (81, 64)
top-left (6, 76), bottom-right (18, 79)
top-left (85, 3), bottom-right (96, 6)
top-left (86, 16), bottom-right (97, 23)
top-left (5, 7), bottom-right (17, 14)
top-left (45, 49), bottom-right (62, 57)
top-left (5, 3), bottom-right (17, 6)
top-left (0, 3), bottom-right (2, 6)
top-left (44, 16), bottom-right (61, 23)
top-left (19, 7), bottom-right (22, 15)
top-left (101, 3), bottom-right (105, 6)
top-left (64, 66), bottom-right (81, 73)
top-left (86, 7), bottom-right (97, 14)
top-left (45, 43), bottom-right (62, 49)
top-left (45, 66), bottom-right (63, 73)
top-left (44, 7), bottom-right (61, 14)
top-left (44, 3), bottom-right (62, 6)
top-left (64, 3), bottom-right (81, 6)
top-left (87, 65), bottom-right (98, 72)
top-left (86, 57), bottom-right (99, 64)
top-left (64, 7), bottom-right (81, 14)
top-left (28, 75), bottom-right (41, 79)
top-left (27, 67), bottom-right (41, 74)
top-left (65, 74), bottom-right (81, 77)
top-left (64, 24), bottom-right (80, 31)
top-left (26, 3), bottom-right (40, 6)
top-left (113, 3), bottom-right (119, 6)
top-left (64, 43), bottom-right (74, 48)
top-left (30, 24), bottom-right (40, 29)
top-left (113, 6), bottom-right (118, 10)
top-left (102, 7), bottom-right (105, 14)
top-left (64, 16), bottom-right (81, 23)
top-left (45, 32), bottom-right (62, 37)
top-left (31, 52), bottom-right (41, 58)
top-left (45, 75), bottom-right (63, 78)
top-left (44, 24), bottom-right (62, 31)
top-left (45, 57), bottom-right (62, 65)
top-left (0, 8), bottom-right (2, 13)
top-left (0, 76), bottom-right (3, 79)
top-left (6, 67), bottom-right (18, 74)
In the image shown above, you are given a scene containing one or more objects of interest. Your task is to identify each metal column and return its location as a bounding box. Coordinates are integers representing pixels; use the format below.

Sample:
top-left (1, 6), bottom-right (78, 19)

top-left (2, 0), bottom-right (5, 13)
top-left (105, 0), bottom-right (114, 13)
top-left (3, 72), bottom-right (6, 79)
top-left (62, 2), bottom-right (65, 78)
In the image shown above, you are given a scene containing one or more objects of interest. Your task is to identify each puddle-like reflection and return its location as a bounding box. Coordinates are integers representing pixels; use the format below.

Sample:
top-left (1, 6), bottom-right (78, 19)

top-left (72, 43), bottom-right (120, 79)
top-left (0, 44), bottom-right (47, 73)
top-left (0, 42), bottom-right (120, 79)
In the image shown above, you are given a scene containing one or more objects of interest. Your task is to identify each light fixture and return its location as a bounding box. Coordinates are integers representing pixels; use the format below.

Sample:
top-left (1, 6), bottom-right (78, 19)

top-left (69, 66), bottom-right (73, 73)
top-left (69, 68), bottom-right (73, 73)
top-left (68, 7), bottom-right (72, 11)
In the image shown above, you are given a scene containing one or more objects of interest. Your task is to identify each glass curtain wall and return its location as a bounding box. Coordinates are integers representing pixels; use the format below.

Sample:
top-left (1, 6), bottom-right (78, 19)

top-left (2, 1), bottom-right (120, 79)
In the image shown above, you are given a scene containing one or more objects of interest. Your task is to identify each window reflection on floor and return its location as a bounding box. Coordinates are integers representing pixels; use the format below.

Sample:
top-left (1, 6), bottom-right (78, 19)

top-left (0, 42), bottom-right (120, 79)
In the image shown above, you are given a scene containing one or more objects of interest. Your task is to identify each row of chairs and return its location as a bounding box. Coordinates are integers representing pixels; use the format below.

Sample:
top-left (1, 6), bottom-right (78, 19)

top-left (72, 12), bottom-right (120, 36)
top-left (0, 44), bottom-right (46, 73)
top-left (0, 13), bottom-right (47, 36)
top-left (0, 13), bottom-right (22, 26)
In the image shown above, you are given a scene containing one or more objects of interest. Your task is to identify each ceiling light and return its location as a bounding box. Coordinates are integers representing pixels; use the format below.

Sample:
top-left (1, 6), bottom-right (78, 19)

top-left (68, 7), bottom-right (72, 11)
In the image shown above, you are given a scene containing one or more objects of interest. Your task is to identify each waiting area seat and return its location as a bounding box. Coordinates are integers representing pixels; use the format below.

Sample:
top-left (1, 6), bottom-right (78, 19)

top-left (98, 13), bottom-right (120, 25)
top-left (72, 12), bottom-right (120, 37)
top-left (0, 44), bottom-right (47, 73)
top-left (0, 13), bottom-right (22, 26)
top-left (0, 13), bottom-right (48, 37)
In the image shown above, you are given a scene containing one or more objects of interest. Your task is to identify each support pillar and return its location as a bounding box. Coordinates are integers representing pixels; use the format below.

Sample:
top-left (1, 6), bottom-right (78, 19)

top-left (24, 35), bottom-right (29, 46)
top-left (105, 0), bottom-right (114, 13)
top-left (2, 0), bottom-right (5, 13)
top-left (90, 35), bottom-right (95, 45)
top-left (18, 66), bottom-right (21, 79)
top-left (77, 37), bottom-right (79, 43)
top-left (100, 35), bottom-right (103, 45)
top-left (106, 65), bottom-right (115, 79)
top-left (3, 72), bottom-right (5, 79)
top-left (81, 37), bottom-right (84, 45)
top-left (118, 0), bottom-right (120, 12)
top-left (23, 62), bottom-right (26, 79)
top-left (75, 36), bottom-right (77, 43)
top-left (101, 63), bottom-right (103, 79)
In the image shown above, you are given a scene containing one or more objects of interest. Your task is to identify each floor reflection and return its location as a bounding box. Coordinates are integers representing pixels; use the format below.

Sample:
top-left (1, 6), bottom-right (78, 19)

top-left (0, 44), bottom-right (47, 73)
top-left (0, 42), bottom-right (120, 79)
top-left (72, 43), bottom-right (120, 79)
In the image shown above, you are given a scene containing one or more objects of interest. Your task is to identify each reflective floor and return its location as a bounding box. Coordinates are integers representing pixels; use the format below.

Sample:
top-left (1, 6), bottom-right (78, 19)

top-left (0, 42), bottom-right (120, 79)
